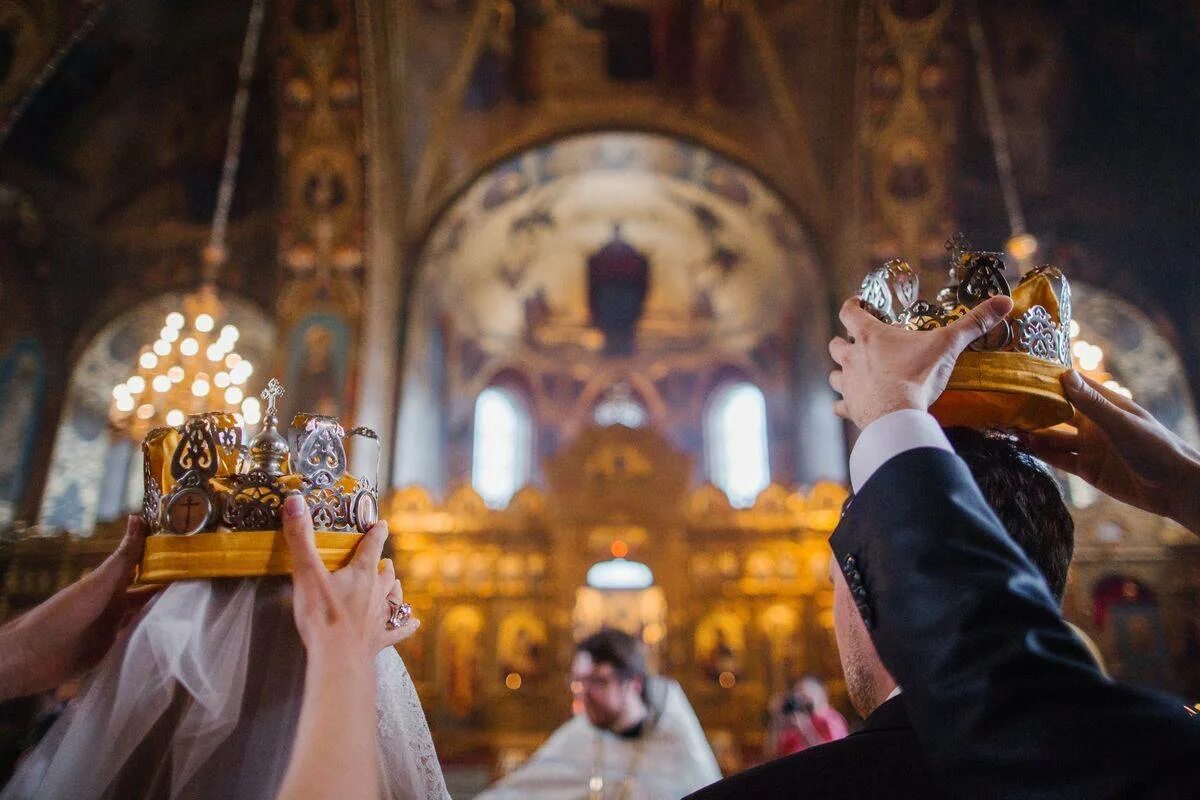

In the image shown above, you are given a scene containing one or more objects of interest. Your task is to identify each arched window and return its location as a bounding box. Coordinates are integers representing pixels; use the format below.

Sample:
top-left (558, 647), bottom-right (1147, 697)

top-left (706, 381), bottom-right (770, 508)
top-left (471, 386), bottom-right (531, 509)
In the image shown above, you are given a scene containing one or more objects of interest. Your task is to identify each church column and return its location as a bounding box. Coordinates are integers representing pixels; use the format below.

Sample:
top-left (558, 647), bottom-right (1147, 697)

top-left (353, 0), bottom-right (410, 484)
top-left (274, 0), bottom-right (368, 420)
top-left (855, 0), bottom-right (962, 288)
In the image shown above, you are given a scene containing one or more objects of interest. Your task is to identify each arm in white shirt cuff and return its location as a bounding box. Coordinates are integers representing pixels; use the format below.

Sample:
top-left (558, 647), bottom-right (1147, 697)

top-left (848, 409), bottom-right (953, 493)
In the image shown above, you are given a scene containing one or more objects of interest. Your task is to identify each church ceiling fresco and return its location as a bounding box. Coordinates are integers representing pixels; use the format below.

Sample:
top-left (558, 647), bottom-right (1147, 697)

top-left (418, 131), bottom-right (816, 363)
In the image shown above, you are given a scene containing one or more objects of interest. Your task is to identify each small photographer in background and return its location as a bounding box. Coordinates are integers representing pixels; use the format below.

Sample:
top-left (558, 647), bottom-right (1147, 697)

top-left (771, 676), bottom-right (848, 757)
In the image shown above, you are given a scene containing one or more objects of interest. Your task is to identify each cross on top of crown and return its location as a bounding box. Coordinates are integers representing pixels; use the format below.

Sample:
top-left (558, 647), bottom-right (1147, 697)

top-left (262, 378), bottom-right (285, 417)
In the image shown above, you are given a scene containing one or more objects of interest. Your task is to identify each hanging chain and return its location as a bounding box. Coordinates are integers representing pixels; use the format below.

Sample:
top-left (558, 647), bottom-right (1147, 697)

top-left (205, 0), bottom-right (268, 281)
top-left (0, 0), bottom-right (117, 151)
top-left (965, 0), bottom-right (1026, 240)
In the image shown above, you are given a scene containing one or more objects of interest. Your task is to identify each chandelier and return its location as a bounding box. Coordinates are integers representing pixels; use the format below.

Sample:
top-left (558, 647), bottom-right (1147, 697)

top-left (109, 0), bottom-right (266, 439)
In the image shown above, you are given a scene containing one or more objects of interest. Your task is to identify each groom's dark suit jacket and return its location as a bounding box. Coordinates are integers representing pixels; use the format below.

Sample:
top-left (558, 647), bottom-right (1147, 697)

top-left (684, 695), bottom-right (947, 800)
top-left (827, 447), bottom-right (1200, 800)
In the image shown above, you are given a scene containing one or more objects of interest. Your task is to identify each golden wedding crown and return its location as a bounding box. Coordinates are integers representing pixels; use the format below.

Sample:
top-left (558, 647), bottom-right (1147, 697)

top-left (138, 378), bottom-right (381, 582)
top-left (859, 235), bottom-right (1074, 430)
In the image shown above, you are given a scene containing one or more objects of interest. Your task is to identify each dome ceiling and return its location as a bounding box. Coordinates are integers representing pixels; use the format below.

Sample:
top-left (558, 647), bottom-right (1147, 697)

top-left (417, 132), bottom-right (819, 360)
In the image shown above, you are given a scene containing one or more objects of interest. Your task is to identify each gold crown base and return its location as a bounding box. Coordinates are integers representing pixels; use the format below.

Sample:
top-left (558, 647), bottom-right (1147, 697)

top-left (931, 351), bottom-right (1073, 431)
top-left (137, 530), bottom-right (364, 583)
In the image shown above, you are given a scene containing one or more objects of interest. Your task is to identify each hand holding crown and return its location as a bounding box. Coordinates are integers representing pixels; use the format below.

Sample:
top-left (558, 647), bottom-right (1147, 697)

top-left (829, 295), bottom-right (1013, 431)
top-left (832, 237), bottom-right (1078, 433)
top-left (1023, 371), bottom-right (1200, 535)
top-left (138, 378), bottom-right (382, 583)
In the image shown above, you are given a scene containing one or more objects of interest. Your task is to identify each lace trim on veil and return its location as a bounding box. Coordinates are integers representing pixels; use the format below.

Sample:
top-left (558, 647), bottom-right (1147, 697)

top-left (375, 648), bottom-right (450, 800)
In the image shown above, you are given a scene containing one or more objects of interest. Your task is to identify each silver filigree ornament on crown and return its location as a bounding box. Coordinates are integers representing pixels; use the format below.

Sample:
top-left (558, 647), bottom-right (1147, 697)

top-left (858, 234), bottom-right (1072, 368)
top-left (857, 235), bottom-right (1076, 431)
top-left (141, 378), bottom-right (381, 538)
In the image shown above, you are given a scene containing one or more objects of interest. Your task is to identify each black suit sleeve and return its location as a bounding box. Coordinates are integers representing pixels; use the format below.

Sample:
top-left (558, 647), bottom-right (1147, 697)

top-left (830, 447), bottom-right (1200, 800)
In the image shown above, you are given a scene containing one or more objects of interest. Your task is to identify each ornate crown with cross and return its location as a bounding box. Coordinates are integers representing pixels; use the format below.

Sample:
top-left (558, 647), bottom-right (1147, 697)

top-left (138, 378), bottom-right (381, 582)
top-left (859, 235), bottom-right (1074, 430)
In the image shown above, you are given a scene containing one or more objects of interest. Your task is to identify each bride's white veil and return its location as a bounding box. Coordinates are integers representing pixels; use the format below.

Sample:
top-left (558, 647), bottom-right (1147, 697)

top-left (1, 578), bottom-right (449, 800)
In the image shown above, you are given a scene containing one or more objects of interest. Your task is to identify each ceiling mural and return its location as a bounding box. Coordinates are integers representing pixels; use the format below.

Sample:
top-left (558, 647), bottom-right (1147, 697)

top-left (418, 131), bottom-right (817, 364)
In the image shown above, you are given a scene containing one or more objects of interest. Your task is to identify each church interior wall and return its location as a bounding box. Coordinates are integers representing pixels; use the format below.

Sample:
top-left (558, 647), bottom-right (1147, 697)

top-left (1, 0), bottom-right (1199, 787)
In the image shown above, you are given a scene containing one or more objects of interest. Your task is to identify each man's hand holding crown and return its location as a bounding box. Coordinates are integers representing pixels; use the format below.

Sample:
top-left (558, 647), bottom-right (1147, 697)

top-left (828, 295), bottom-right (1014, 431)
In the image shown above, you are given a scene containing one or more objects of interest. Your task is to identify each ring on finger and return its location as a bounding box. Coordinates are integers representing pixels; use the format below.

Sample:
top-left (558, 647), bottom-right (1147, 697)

top-left (386, 600), bottom-right (413, 630)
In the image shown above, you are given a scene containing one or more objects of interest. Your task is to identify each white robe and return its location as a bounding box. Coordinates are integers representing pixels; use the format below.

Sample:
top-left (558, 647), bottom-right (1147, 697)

top-left (476, 679), bottom-right (722, 800)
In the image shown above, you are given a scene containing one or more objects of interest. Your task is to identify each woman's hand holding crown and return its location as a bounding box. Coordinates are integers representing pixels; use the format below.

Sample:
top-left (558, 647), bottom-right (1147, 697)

top-left (1023, 371), bottom-right (1200, 535)
top-left (277, 492), bottom-right (421, 800)
top-left (281, 492), bottom-right (419, 664)
top-left (0, 514), bottom-right (154, 703)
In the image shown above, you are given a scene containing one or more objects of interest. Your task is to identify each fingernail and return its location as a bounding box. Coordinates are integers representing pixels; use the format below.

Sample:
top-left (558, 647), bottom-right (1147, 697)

top-left (283, 493), bottom-right (307, 519)
top-left (1063, 370), bottom-right (1083, 393)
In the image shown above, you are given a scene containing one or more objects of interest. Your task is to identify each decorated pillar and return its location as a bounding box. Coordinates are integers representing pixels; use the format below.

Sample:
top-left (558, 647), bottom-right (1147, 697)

top-left (856, 0), bottom-right (961, 286)
top-left (275, 0), bottom-right (367, 419)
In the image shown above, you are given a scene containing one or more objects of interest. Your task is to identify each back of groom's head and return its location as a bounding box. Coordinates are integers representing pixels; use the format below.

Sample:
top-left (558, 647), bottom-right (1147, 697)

top-left (944, 426), bottom-right (1074, 602)
top-left (834, 426), bottom-right (1077, 720)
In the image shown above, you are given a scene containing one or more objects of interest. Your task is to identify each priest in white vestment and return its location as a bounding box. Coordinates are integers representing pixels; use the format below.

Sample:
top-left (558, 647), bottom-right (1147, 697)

top-left (477, 629), bottom-right (721, 800)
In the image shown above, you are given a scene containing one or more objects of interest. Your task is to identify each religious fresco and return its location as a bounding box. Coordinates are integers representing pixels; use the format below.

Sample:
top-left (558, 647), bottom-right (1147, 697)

top-left (416, 132), bottom-right (816, 362)
top-left (285, 313), bottom-right (349, 418)
top-left (695, 610), bottom-right (746, 684)
top-left (401, 131), bottom-right (841, 487)
top-left (37, 294), bottom-right (273, 534)
top-left (496, 610), bottom-right (549, 682)
top-left (437, 604), bottom-right (485, 720)
top-left (858, 0), bottom-right (958, 281)
top-left (0, 338), bottom-right (44, 525)
top-left (402, 0), bottom-right (832, 242)
top-left (275, 0), bottom-right (366, 423)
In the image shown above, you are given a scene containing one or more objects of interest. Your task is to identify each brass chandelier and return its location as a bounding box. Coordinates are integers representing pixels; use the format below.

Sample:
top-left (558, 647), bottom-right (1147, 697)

top-left (109, 0), bottom-right (266, 439)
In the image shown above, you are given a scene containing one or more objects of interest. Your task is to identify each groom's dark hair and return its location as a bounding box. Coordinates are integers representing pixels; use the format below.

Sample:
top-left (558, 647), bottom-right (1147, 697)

top-left (577, 629), bottom-right (648, 686)
top-left (945, 426), bottom-right (1074, 602)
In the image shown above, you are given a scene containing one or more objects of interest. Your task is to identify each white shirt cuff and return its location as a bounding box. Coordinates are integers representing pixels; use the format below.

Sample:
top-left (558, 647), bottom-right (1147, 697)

top-left (848, 409), bottom-right (953, 493)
